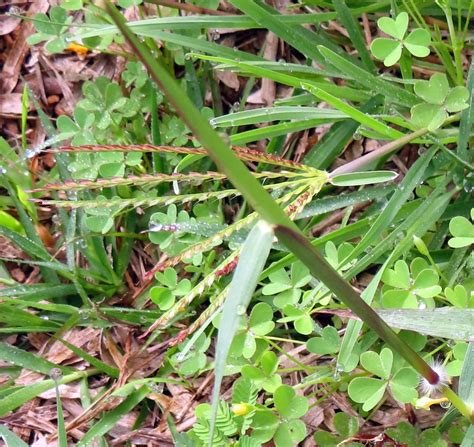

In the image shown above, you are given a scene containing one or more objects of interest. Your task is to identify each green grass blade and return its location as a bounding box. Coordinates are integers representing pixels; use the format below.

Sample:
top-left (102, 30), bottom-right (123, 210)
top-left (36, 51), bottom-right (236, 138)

top-left (458, 60), bottom-right (474, 161)
top-left (0, 343), bottom-right (73, 375)
top-left (193, 54), bottom-right (401, 138)
top-left (461, 426), bottom-right (474, 447)
top-left (459, 342), bottom-right (474, 405)
top-left (330, 170), bottom-right (398, 186)
top-left (376, 309), bottom-right (474, 341)
top-left (52, 372), bottom-right (67, 447)
top-left (76, 386), bottom-right (149, 447)
top-left (0, 369), bottom-right (96, 416)
top-left (0, 284), bottom-right (76, 300)
top-left (76, 2), bottom-right (390, 35)
top-left (298, 185), bottom-right (395, 219)
top-left (230, 118), bottom-right (336, 146)
top-left (0, 225), bottom-right (56, 262)
top-left (210, 107), bottom-right (348, 127)
top-left (210, 221), bottom-right (274, 445)
top-left (56, 338), bottom-right (119, 378)
top-left (340, 146), bottom-right (436, 263)
top-left (337, 263), bottom-right (386, 370)
top-left (317, 46), bottom-right (419, 107)
top-left (0, 425), bottom-right (28, 447)
top-left (303, 96), bottom-right (381, 169)
top-left (332, 0), bottom-right (377, 72)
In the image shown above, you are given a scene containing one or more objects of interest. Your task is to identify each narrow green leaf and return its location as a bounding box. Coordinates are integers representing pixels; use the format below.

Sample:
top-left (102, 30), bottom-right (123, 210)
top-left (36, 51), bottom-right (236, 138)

top-left (0, 425), bottom-right (28, 447)
top-left (332, 0), bottom-right (376, 72)
top-left (317, 46), bottom-right (419, 107)
top-left (56, 338), bottom-right (119, 378)
top-left (0, 343), bottom-right (72, 375)
top-left (76, 386), bottom-right (149, 446)
top-left (210, 107), bottom-right (347, 127)
top-left (330, 170), bottom-right (398, 186)
top-left (376, 309), bottom-right (474, 341)
top-left (210, 221), bottom-right (274, 443)
top-left (0, 370), bottom-right (95, 416)
top-left (303, 95), bottom-right (381, 169)
top-left (459, 342), bottom-right (474, 404)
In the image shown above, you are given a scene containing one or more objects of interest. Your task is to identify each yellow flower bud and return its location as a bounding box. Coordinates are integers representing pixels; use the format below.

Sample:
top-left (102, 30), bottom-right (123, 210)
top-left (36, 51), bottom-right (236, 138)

top-left (231, 403), bottom-right (251, 416)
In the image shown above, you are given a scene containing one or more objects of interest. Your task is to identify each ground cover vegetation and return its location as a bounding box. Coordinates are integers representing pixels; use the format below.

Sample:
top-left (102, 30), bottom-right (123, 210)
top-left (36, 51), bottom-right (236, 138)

top-left (0, 0), bottom-right (473, 445)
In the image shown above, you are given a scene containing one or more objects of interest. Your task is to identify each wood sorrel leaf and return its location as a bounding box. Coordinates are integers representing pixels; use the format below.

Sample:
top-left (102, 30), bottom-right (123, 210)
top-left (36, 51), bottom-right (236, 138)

top-left (377, 12), bottom-right (408, 40)
top-left (330, 170), bottom-right (398, 186)
top-left (404, 28), bottom-right (431, 58)
top-left (348, 377), bottom-right (387, 411)
top-left (371, 38), bottom-right (402, 66)
top-left (445, 86), bottom-right (470, 113)
top-left (414, 73), bottom-right (449, 105)
top-left (274, 384), bottom-right (308, 419)
top-left (360, 348), bottom-right (393, 379)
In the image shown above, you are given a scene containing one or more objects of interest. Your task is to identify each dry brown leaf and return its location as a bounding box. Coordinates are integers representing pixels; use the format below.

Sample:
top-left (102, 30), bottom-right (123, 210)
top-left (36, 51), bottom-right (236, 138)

top-left (0, 15), bottom-right (21, 36)
top-left (0, 93), bottom-right (28, 115)
top-left (0, 0), bottom-right (49, 94)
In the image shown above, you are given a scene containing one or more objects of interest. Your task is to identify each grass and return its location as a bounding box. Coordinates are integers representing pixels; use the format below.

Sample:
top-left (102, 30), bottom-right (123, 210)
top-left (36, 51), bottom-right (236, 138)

top-left (0, 0), bottom-right (473, 445)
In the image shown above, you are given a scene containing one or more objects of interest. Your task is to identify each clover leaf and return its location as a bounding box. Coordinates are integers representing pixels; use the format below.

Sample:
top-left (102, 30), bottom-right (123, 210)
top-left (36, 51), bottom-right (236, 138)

top-left (306, 326), bottom-right (360, 372)
top-left (386, 422), bottom-right (447, 447)
top-left (170, 333), bottom-right (210, 376)
top-left (314, 413), bottom-right (362, 447)
top-left (27, 6), bottom-right (72, 53)
top-left (149, 205), bottom-right (203, 257)
top-left (448, 209), bottom-right (474, 248)
top-left (371, 12), bottom-right (431, 66)
top-left (445, 342), bottom-right (468, 376)
top-left (348, 348), bottom-right (418, 411)
top-left (261, 262), bottom-right (311, 308)
top-left (252, 385), bottom-right (309, 447)
top-left (241, 350), bottom-right (282, 393)
top-left (230, 303), bottom-right (275, 359)
top-left (381, 259), bottom-right (442, 308)
top-left (411, 73), bottom-right (469, 131)
top-left (444, 285), bottom-right (473, 308)
top-left (151, 267), bottom-right (192, 310)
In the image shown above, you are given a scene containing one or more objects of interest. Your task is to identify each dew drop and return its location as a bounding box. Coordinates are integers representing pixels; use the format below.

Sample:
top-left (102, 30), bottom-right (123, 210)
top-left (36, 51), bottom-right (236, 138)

top-left (8, 6), bottom-right (21, 15)
top-left (50, 368), bottom-right (62, 380)
top-left (0, 166), bottom-right (6, 175)
top-left (440, 400), bottom-right (451, 409)
top-left (24, 148), bottom-right (37, 159)
top-left (236, 305), bottom-right (246, 315)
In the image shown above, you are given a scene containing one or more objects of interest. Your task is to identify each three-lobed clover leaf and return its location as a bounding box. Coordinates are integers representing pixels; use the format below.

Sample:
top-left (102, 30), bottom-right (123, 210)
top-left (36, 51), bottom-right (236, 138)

top-left (149, 205), bottom-right (202, 257)
top-left (261, 262), bottom-right (311, 308)
top-left (151, 267), bottom-right (192, 310)
top-left (381, 258), bottom-right (442, 308)
top-left (386, 421), bottom-right (447, 447)
top-left (230, 303), bottom-right (275, 359)
top-left (313, 413), bottom-right (362, 447)
top-left (448, 209), bottom-right (474, 248)
top-left (348, 347), bottom-right (418, 411)
top-left (241, 350), bottom-right (282, 393)
top-left (371, 12), bottom-right (431, 66)
top-left (444, 285), bottom-right (473, 308)
top-left (445, 342), bottom-right (468, 377)
top-left (265, 385), bottom-right (309, 447)
top-left (411, 73), bottom-right (470, 131)
top-left (170, 333), bottom-right (210, 376)
top-left (27, 6), bottom-right (72, 53)
top-left (306, 326), bottom-right (360, 372)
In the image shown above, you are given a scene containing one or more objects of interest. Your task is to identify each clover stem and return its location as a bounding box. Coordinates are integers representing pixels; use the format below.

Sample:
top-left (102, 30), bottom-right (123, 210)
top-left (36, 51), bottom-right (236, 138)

top-left (441, 385), bottom-right (474, 423)
top-left (440, 3), bottom-right (464, 85)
